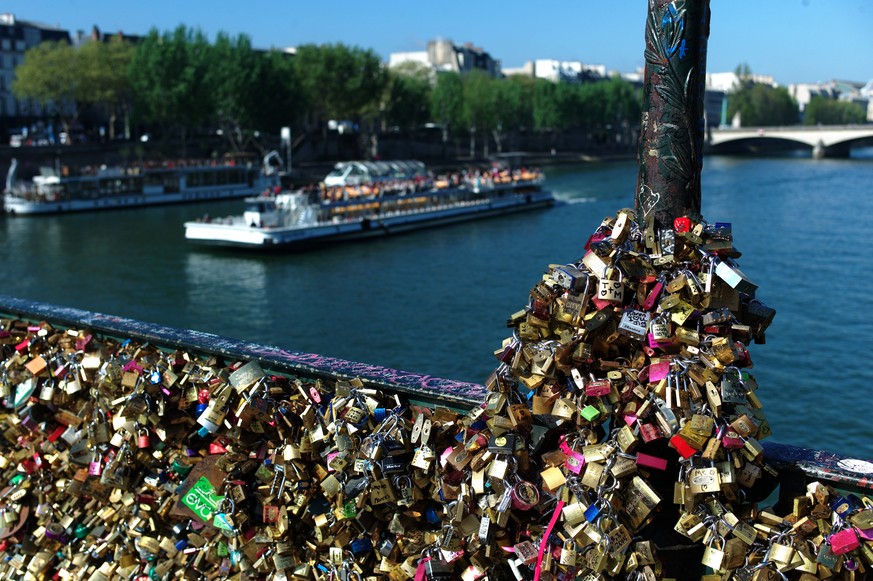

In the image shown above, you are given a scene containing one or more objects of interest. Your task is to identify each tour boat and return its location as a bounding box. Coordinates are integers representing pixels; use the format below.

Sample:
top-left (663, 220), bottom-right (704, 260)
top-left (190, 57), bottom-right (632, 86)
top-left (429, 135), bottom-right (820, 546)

top-left (183, 166), bottom-right (554, 250)
top-left (3, 155), bottom-right (280, 215)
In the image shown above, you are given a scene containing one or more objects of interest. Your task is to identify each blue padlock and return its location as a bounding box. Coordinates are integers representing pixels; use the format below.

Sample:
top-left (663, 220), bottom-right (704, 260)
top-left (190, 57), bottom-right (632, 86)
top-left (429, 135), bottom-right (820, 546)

top-left (350, 536), bottom-right (373, 556)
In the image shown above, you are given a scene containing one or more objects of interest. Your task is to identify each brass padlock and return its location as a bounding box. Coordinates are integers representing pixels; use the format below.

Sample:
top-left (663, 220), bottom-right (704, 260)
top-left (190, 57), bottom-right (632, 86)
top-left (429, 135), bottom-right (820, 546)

top-left (701, 536), bottom-right (726, 570)
top-left (559, 540), bottom-right (577, 566)
top-left (550, 396), bottom-right (576, 420)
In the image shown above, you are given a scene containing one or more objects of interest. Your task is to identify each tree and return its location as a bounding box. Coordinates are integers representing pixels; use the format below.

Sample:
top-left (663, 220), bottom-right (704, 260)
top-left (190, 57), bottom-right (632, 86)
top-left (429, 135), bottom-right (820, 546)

top-left (385, 62), bottom-right (432, 134)
top-left (129, 26), bottom-right (214, 153)
top-left (13, 41), bottom-right (81, 133)
top-left (206, 33), bottom-right (302, 153)
top-left (492, 75), bottom-right (535, 152)
top-left (13, 41), bottom-right (80, 131)
top-left (294, 43), bottom-right (386, 158)
top-left (430, 72), bottom-right (464, 157)
top-left (734, 62), bottom-right (753, 88)
top-left (804, 97), bottom-right (866, 125)
top-left (532, 80), bottom-right (560, 131)
top-left (13, 38), bottom-right (135, 138)
top-left (79, 37), bottom-right (135, 139)
top-left (461, 70), bottom-right (498, 156)
top-left (294, 43), bottom-right (387, 124)
top-left (728, 83), bottom-right (798, 127)
top-left (247, 50), bottom-right (304, 141)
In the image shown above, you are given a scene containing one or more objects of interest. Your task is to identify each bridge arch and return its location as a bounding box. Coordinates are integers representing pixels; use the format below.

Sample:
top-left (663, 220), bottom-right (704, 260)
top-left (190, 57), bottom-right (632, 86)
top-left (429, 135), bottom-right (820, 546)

top-left (708, 126), bottom-right (873, 158)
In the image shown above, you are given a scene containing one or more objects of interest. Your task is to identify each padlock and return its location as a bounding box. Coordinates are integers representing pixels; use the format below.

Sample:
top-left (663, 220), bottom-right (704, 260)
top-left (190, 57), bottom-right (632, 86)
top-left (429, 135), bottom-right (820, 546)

top-left (618, 309), bottom-right (650, 341)
top-left (137, 428), bottom-right (151, 449)
top-left (424, 557), bottom-right (453, 579)
top-left (560, 540), bottom-right (578, 566)
top-left (650, 313), bottom-right (671, 342)
top-left (89, 452), bottom-right (103, 477)
top-left (550, 395), bottom-right (576, 420)
top-left (511, 480), bottom-right (540, 510)
top-left (196, 401), bottom-right (226, 433)
top-left (597, 267), bottom-right (625, 304)
top-left (701, 536), bottom-right (726, 570)
top-left (91, 411), bottom-right (110, 444)
top-left (830, 527), bottom-right (861, 555)
top-left (38, 379), bottom-right (56, 402)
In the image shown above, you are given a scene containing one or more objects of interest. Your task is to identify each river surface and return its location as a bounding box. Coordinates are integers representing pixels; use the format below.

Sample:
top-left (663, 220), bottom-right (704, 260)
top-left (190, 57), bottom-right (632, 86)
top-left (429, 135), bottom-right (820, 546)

top-left (2, 150), bottom-right (873, 457)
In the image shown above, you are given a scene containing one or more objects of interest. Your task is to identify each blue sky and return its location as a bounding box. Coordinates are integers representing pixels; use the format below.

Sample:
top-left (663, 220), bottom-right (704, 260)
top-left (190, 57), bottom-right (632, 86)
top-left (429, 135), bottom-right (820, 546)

top-left (8, 0), bottom-right (871, 86)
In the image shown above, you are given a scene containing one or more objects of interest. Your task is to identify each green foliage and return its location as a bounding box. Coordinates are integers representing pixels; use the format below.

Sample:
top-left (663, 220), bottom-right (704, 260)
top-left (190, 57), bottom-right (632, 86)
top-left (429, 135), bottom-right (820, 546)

top-left (532, 77), bottom-right (640, 132)
top-left (727, 84), bottom-right (798, 126)
top-left (129, 26), bottom-right (214, 143)
top-left (13, 40), bottom-right (78, 108)
top-left (206, 33), bottom-right (301, 151)
top-left (532, 80), bottom-right (560, 130)
top-left (734, 62), bottom-right (753, 88)
top-left (498, 75), bottom-right (535, 131)
top-left (804, 97), bottom-right (866, 125)
top-left (461, 70), bottom-right (498, 133)
top-left (12, 39), bottom-right (133, 131)
top-left (430, 72), bottom-right (464, 134)
top-left (78, 37), bottom-right (135, 107)
top-left (294, 43), bottom-right (387, 122)
top-left (385, 63), bottom-right (432, 132)
top-left (14, 30), bottom-right (644, 154)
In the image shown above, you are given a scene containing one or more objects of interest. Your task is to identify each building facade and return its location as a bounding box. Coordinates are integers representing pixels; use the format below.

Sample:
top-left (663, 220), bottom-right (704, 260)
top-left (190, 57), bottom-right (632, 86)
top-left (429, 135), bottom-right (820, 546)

top-left (389, 39), bottom-right (500, 77)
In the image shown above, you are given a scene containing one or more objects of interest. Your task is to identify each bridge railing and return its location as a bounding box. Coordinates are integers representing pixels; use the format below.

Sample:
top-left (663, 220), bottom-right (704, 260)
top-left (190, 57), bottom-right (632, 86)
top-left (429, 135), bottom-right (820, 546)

top-left (2, 294), bottom-right (872, 507)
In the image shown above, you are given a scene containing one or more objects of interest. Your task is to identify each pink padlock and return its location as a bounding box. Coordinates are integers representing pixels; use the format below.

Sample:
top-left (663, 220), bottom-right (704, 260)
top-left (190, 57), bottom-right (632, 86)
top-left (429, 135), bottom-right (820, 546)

top-left (647, 361), bottom-right (671, 382)
top-left (647, 333), bottom-right (675, 350)
top-left (585, 378), bottom-right (612, 397)
top-left (564, 451), bottom-right (586, 474)
top-left (830, 528), bottom-right (861, 555)
top-left (88, 453), bottom-right (103, 476)
top-left (636, 452), bottom-right (668, 471)
top-left (590, 298), bottom-right (614, 311)
top-left (721, 429), bottom-right (745, 449)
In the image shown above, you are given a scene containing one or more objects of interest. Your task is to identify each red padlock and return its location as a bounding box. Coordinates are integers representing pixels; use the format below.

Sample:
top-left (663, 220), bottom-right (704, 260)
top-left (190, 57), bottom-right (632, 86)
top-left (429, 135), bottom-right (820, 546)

top-left (670, 434), bottom-right (697, 459)
top-left (137, 428), bottom-right (151, 449)
top-left (47, 425), bottom-right (67, 443)
top-left (674, 216), bottom-right (692, 233)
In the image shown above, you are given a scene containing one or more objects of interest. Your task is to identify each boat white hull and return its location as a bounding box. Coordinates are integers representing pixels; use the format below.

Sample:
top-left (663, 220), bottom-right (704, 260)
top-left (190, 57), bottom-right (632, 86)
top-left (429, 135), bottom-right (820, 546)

top-left (185, 190), bottom-right (554, 249)
top-left (4, 183), bottom-right (269, 215)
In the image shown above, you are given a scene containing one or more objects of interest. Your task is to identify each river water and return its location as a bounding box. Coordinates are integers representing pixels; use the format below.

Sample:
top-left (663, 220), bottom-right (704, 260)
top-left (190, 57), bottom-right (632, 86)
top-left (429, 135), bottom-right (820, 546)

top-left (2, 150), bottom-right (873, 457)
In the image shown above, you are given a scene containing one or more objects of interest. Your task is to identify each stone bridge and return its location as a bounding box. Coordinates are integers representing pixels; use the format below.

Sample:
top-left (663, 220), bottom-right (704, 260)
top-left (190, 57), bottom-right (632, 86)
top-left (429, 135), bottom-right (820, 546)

top-left (708, 125), bottom-right (873, 157)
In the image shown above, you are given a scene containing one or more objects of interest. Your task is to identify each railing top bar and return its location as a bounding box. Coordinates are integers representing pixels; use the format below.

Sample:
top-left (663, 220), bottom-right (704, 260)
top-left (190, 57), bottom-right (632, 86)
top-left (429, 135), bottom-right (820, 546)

top-left (0, 294), bottom-right (487, 409)
top-left (1, 294), bottom-right (872, 492)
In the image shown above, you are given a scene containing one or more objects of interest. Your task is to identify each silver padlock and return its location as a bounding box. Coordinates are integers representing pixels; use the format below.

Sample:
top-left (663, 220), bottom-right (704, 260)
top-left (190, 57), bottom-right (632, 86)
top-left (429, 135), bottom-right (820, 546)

top-left (597, 267), bottom-right (625, 303)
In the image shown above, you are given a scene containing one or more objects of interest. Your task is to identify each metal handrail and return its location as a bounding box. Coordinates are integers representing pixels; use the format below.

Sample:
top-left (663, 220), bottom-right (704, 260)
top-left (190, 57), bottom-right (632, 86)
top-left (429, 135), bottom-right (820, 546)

top-left (2, 294), bottom-right (871, 496)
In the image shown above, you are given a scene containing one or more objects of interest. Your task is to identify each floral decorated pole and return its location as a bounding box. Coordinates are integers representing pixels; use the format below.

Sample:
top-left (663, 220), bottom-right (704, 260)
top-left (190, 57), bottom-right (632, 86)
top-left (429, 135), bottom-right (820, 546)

top-left (635, 0), bottom-right (711, 230)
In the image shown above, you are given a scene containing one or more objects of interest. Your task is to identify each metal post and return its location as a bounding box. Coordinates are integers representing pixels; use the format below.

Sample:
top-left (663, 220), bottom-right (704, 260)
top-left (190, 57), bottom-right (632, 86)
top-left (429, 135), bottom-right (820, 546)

top-left (635, 0), bottom-right (711, 230)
